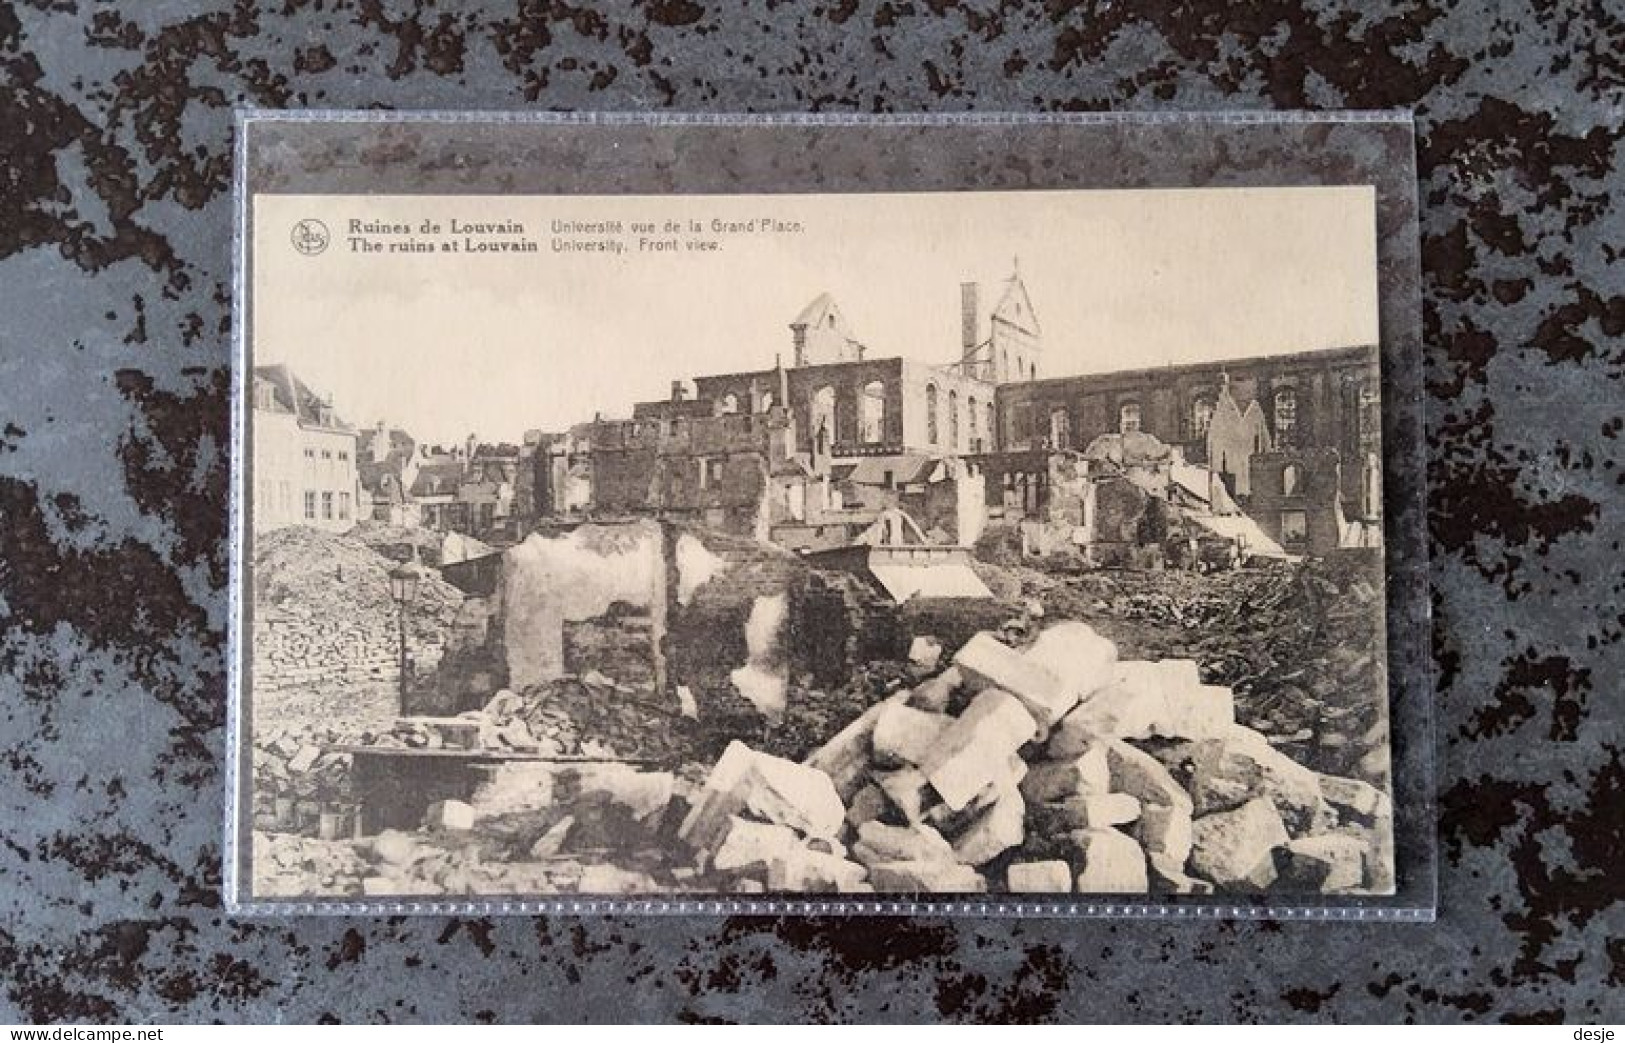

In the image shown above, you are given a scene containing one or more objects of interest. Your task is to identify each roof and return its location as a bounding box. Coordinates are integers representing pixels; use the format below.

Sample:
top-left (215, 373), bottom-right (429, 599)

top-left (791, 292), bottom-right (839, 328)
top-left (410, 460), bottom-right (465, 498)
top-left (965, 270), bottom-right (1041, 348)
top-left (252, 364), bottom-right (352, 431)
top-left (869, 561), bottom-right (993, 602)
top-left (358, 460), bottom-right (408, 501)
top-left (358, 426), bottom-right (414, 464)
top-left (1187, 513), bottom-right (1289, 558)
top-left (1170, 461), bottom-right (1239, 514)
top-left (844, 455), bottom-right (942, 487)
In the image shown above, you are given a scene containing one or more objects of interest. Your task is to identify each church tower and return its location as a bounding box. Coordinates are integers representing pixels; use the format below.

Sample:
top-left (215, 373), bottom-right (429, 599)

top-left (957, 260), bottom-right (1041, 383)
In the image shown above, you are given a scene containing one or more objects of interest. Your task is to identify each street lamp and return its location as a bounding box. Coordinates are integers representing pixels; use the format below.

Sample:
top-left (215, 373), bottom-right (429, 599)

top-left (388, 551), bottom-right (425, 715)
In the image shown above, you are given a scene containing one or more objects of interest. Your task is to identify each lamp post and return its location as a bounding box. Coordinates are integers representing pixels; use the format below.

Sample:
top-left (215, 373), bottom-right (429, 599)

top-left (387, 552), bottom-right (424, 715)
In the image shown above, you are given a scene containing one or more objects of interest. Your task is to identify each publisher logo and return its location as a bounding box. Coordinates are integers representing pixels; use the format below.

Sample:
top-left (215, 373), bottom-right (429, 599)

top-left (291, 218), bottom-right (330, 256)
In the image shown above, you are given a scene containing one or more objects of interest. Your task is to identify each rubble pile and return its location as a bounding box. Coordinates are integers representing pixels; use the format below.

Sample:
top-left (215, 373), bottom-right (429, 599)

top-left (252, 618), bottom-right (1391, 898)
top-left (252, 832), bottom-right (369, 898)
top-left (985, 556), bottom-right (1390, 783)
top-left (250, 724), bottom-right (360, 836)
top-left (676, 620), bottom-right (1392, 895)
top-left (252, 526), bottom-right (464, 732)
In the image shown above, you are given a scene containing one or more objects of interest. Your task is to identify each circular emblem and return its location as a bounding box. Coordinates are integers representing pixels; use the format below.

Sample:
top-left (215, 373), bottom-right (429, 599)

top-left (291, 218), bottom-right (330, 256)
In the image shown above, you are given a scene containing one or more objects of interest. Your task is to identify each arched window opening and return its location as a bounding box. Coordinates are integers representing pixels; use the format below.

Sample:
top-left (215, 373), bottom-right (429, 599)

top-left (1191, 394), bottom-right (1215, 438)
top-left (812, 386), bottom-right (836, 454)
top-left (718, 393), bottom-right (739, 415)
top-left (948, 390), bottom-right (960, 450)
top-left (860, 381), bottom-right (886, 444)
top-left (925, 384), bottom-right (939, 445)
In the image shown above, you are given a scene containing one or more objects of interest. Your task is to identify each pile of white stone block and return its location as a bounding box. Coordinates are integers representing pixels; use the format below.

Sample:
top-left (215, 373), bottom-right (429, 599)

top-left (679, 621), bottom-right (1393, 895)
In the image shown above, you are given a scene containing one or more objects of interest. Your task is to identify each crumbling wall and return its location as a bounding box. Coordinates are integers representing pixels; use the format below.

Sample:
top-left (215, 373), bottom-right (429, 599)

top-left (563, 602), bottom-right (659, 685)
top-left (501, 520), bottom-right (667, 691)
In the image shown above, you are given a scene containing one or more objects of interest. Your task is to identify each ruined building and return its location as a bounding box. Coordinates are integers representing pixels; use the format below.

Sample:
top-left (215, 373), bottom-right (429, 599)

top-left (518, 264), bottom-right (1382, 558)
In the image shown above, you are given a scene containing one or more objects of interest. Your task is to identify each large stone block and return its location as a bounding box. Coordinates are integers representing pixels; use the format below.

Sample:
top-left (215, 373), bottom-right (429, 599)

top-left (804, 693), bottom-right (907, 800)
top-left (1103, 739), bottom-right (1193, 813)
top-left (871, 702), bottom-right (952, 769)
top-left (1183, 728), bottom-right (1330, 835)
top-left (869, 860), bottom-right (987, 893)
top-left (1022, 621), bottom-right (1118, 717)
top-left (1020, 745), bottom-right (1111, 802)
top-left (1317, 773), bottom-right (1386, 819)
top-left (1006, 861), bottom-right (1073, 893)
top-left (1135, 800), bottom-right (1194, 863)
top-left (951, 789), bottom-right (1026, 866)
top-left (681, 741), bottom-right (847, 854)
top-left (918, 689), bottom-right (1039, 811)
top-left (1030, 793), bottom-right (1142, 833)
top-left (1280, 834), bottom-right (1366, 893)
top-left (1070, 828), bottom-right (1150, 893)
top-left (576, 766), bottom-right (675, 821)
top-left (1189, 797), bottom-right (1288, 891)
top-left (953, 632), bottom-right (1072, 735)
top-left (768, 848), bottom-right (870, 893)
top-left (876, 767), bottom-right (934, 824)
top-left (852, 821), bottom-right (956, 866)
top-left (1148, 852), bottom-right (1213, 895)
top-left (425, 799), bottom-right (476, 831)
top-left (846, 784), bottom-right (890, 829)
top-left (712, 816), bottom-right (804, 875)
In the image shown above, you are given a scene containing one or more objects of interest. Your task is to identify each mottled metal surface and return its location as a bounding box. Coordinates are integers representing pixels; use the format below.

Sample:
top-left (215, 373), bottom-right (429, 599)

top-left (0, 0), bottom-right (1619, 1024)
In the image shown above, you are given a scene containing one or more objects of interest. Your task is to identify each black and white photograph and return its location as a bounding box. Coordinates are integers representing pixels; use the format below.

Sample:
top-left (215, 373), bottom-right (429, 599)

top-left (239, 183), bottom-right (1394, 904)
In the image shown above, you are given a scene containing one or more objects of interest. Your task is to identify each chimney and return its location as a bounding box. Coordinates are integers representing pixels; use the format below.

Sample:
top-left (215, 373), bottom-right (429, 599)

top-left (670, 380), bottom-right (687, 403)
top-left (960, 282), bottom-right (980, 356)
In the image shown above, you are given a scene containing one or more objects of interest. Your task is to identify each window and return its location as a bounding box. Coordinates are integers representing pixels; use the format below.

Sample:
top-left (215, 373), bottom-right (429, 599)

top-left (321, 492), bottom-right (333, 520)
top-left (1049, 407), bottom-right (1071, 449)
top-left (718, 393), bottom-right (739, 415)
top-left (860, 381), bottom-right (886, 444)
top-left (1281, 463), bottom-right (1301, 497)
top-left (987, 402), bottom-right (996, 448)
top-left (760, 392), bottom-right (774, 412)
top-left (1119, 401), bottom-right (1142, 434)
top-left (338, 450), bottom-right (349, 462)
top-left (925, 384), bottom-right (939, 444)
top-left (321, 449), bottom-right (332, 460)
top-left (304, 491), bottom-right (316, 520)
top-left (1273, 388), bottom-right (1297, 444)
top-left (969, 395), bottom-right (980, 450)
top-left (1280, 509), bottom-right (1308, 544)
top-left (338, 491), bottom-right (351, 520)
top-left (1191, 394), bottom-right (1215, 437)
top-left (304, 448), bottom-right (315, 459)
top-left (948, 390), bottom-right (960, 451)
top-left (811, 386), bottom-right (836, 452)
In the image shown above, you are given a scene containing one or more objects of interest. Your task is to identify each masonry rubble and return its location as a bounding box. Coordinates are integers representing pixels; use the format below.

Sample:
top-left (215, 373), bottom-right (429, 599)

top-left (254, 562), bottom-right (1393, 898)
top-left (677, 619), bottom-right (1393, 896)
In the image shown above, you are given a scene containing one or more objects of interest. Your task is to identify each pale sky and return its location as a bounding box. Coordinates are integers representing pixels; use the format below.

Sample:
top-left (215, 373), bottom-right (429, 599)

top-left (254, 187), bottom-right (1377, 446)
